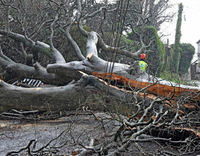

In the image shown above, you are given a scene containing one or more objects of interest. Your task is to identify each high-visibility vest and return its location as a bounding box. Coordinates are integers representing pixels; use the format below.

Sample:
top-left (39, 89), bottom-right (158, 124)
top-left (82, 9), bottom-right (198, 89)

top-left (139, 61), bottom-right (147, 71)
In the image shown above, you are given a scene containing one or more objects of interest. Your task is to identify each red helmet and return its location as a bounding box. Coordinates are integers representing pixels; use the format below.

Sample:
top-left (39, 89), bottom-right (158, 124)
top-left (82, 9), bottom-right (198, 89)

top-left (140, 54), bottom-right (146, 59)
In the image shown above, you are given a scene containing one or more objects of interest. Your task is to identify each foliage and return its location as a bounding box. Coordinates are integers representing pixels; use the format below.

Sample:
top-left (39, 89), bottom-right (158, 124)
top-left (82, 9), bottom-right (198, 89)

top-left (162, 43), bottom-right (171, 72)
top-left (127, 26), bottom-right (165, 76)
top-left (98, 31), bottom-right (138, 63)
top-left (146, 26), bottom-right (165, 76)
top-left (160, 71), bottom-right (198, 86)
top-left (172, 3), bottom-right (183, 74)
top-left (166, 42), bottom-right (195, 78)
top-left (161, 43), bottom-right (194, 82)
top-left (179, 43), bottom-right (195, 74)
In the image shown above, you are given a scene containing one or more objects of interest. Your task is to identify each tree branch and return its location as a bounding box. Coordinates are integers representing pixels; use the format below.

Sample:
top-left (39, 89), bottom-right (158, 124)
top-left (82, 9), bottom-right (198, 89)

top-left (50, 14), bottom-right (66, 63)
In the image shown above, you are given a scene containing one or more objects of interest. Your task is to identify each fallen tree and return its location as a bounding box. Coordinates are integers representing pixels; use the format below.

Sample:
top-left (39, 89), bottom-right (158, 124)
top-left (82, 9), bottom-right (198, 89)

top-left (0, 29), bottom-right (199, 112)
top-left (0, 0), bottom-right (199, 112)
top-left (0, 74), bottom-right (142, 112)
top-left (0, 1), bottom-right (200, 155)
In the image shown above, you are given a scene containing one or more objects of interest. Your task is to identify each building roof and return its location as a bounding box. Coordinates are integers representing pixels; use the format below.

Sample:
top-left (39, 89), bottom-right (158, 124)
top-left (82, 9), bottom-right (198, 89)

top-left (197, 40), bottom-right (200, 44)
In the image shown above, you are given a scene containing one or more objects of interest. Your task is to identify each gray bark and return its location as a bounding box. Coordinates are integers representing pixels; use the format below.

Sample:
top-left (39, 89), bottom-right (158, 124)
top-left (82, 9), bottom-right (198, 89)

top-left (0, 75), bottom-right (137, 112)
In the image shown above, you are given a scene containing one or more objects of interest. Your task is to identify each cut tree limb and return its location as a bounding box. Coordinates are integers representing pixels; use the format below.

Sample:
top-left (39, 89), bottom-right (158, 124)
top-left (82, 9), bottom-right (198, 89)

top-left (92, 72), bottom-right (200, 102)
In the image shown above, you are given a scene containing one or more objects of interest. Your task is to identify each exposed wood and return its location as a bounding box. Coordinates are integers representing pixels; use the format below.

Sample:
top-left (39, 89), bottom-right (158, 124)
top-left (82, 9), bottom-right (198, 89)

top-left (92, 72), bottom-right (200, 101)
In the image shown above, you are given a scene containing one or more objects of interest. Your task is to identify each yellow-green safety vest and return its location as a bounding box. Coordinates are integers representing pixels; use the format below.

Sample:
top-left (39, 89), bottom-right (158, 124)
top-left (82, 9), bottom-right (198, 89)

top-left (139, 61), bottom-right (147, 71)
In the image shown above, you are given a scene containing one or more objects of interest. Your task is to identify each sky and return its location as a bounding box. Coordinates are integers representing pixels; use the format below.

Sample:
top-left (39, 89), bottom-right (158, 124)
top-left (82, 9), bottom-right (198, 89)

top-left (159, 0), bottom-right (200, 62)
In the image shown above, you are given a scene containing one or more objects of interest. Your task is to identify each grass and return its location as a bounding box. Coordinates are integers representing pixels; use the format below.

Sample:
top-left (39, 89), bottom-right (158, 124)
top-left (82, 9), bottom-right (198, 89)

top-left (160, 71), bottom-right (199, 87)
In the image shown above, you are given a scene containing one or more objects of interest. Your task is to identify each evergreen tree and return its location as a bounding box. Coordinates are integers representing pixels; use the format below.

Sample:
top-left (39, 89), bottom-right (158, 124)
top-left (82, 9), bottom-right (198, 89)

top-left (172, 3), bottom-right (183, 73)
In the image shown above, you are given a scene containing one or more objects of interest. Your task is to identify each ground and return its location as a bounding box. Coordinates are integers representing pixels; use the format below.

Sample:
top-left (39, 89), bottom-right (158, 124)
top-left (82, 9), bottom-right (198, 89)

top-left (0, 111), bottom-right (118, 155)
top-left (1, 111), bottom-right (200, 156)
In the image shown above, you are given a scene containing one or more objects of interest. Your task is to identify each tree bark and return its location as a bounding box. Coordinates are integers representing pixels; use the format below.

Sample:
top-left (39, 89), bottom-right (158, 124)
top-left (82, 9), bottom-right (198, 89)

top-left (0, 75), bottom-right (141, 112)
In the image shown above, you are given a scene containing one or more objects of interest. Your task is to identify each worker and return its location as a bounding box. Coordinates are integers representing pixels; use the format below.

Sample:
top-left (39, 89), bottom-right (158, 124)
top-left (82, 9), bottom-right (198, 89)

top-left (139, 54), bottom-right (148, 72)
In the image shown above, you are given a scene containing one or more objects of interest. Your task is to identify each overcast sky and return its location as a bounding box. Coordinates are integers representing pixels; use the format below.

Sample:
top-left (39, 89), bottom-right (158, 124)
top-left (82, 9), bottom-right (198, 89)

top-left (159, 0), bottom-right (200, 61)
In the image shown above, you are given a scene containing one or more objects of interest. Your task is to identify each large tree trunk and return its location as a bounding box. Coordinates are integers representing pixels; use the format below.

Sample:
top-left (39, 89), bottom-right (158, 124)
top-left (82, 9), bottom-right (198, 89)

top-left (0, 78), bottom-right (87, 111)
top-left (0, 74), bottom-right (143, 112)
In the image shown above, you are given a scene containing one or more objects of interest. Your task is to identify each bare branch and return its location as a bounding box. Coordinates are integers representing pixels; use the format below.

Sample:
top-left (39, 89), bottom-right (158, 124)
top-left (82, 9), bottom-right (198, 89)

top-left (50, 14), bottom-right (66, 63)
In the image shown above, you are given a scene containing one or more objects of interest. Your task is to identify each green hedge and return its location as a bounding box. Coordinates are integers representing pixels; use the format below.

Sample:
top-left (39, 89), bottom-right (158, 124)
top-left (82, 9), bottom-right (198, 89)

top-left (179, 43), bottom-right (195, 74)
